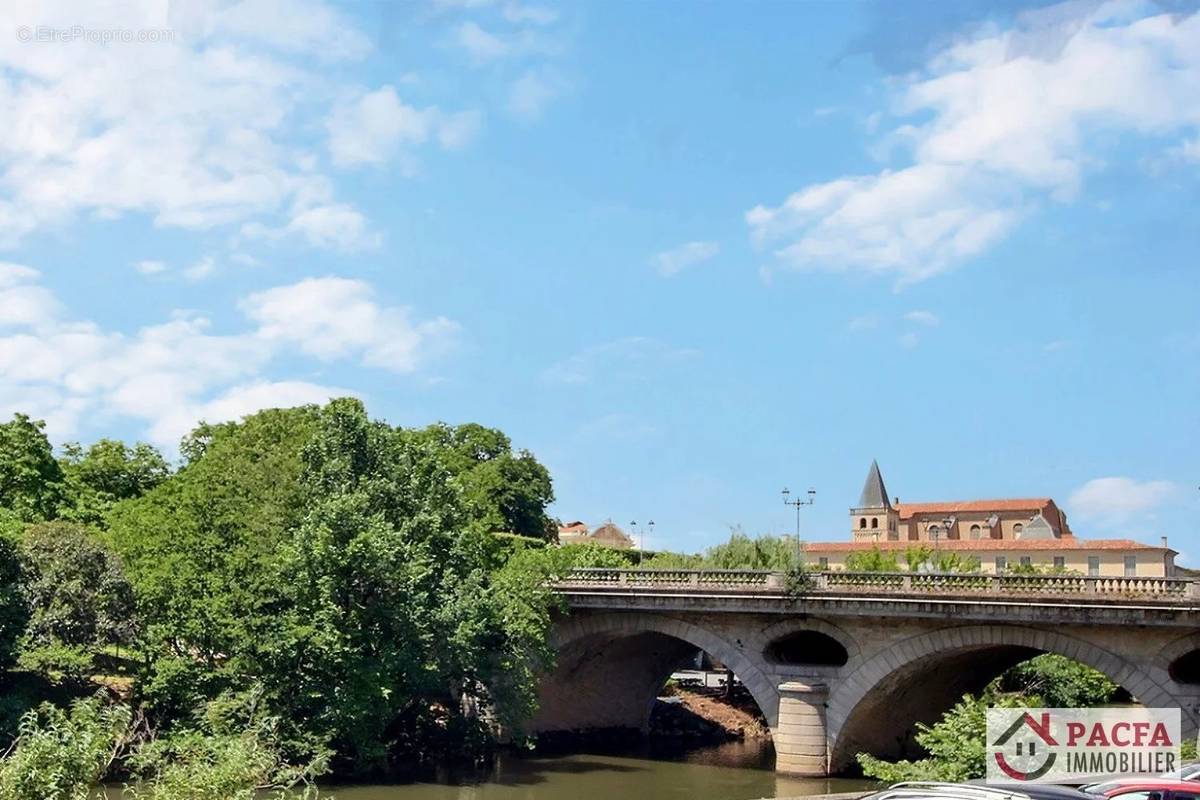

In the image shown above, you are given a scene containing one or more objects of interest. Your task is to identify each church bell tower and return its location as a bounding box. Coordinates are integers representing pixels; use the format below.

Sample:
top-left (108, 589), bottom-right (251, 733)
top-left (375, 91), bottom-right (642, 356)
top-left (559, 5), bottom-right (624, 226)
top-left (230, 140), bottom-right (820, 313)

top-left (851, 460), bottom-right (899, 541)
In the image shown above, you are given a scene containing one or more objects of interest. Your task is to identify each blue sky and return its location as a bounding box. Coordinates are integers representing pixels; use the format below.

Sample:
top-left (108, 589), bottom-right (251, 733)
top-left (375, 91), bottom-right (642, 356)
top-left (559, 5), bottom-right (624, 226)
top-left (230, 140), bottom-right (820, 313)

top-left (0, 0), bottom-right (1197, 558)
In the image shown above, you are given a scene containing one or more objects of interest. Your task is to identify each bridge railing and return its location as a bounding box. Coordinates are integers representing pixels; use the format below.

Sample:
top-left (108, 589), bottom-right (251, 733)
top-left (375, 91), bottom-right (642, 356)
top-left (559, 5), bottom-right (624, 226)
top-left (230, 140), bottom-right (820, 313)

top-left (561, 567), bottom-right (777, 590)
top-left (556, 568), bottom-right (1200, 602)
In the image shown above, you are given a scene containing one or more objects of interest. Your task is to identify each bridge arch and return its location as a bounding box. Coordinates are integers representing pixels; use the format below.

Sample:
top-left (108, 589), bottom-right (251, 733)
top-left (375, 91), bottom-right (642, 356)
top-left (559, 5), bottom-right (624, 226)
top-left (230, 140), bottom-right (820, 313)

top-left (1157, 632), bottom-right (1200, 687)
top-left (757, 618), bottom-right (860, 672)
top-left (826, 624), bottom-right (1179, 772)
top-left (529, 611), bottom-right (780, 735)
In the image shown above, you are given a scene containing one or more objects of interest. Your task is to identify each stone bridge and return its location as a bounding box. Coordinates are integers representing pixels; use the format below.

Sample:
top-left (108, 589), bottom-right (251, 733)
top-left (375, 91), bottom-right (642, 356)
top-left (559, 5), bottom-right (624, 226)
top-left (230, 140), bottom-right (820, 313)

top-left (531, 569), bottom-right (1200, 776)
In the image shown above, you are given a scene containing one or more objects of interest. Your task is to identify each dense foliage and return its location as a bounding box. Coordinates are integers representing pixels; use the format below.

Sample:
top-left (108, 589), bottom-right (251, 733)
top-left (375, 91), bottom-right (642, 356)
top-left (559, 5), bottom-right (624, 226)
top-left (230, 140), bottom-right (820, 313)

top-left (843, 545), bottom-right (980, 573)
top-left (0, 698), bottom-right (133, 800)
top-left (0, 402), bottom-right (577, 791)
top-left (643, 530), bottom-right (803, 569)
top-left (16, 522), bottom-right (136, 680)
top-left (996, 653), bottom-right (1118, 707)
top-left (0, 537), bottom-right (24, 672)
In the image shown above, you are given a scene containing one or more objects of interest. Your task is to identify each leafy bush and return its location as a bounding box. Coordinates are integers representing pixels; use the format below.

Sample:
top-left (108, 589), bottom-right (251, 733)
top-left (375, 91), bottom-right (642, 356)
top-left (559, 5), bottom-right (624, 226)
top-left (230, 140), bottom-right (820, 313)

top-left (125, 708), bottom-right (328, 800)
top-left (997, 653), bottom-right (1118, 707)
top-left (0, 535), bottom-right (26, 671)
top-left (0, 697), bottom-right (133, 800)
top-left (18, 522), bottom-right (137, 656)
top-left (641, 529), bottom-right (803, 570)
top-left (845, 546), bottom-right (900, 572)
top-left (858, 692), bottom-right (1027, 782)
top-left (15, 641), bottom-right (95, 683)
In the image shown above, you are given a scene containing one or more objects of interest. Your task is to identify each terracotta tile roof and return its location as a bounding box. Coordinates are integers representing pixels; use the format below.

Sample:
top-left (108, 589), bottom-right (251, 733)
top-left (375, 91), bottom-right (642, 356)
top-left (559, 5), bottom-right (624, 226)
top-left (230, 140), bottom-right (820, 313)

top-left (805, 538), bottom-right (1172, 553)
top-left (896, 499), bottom-right (1053, 519)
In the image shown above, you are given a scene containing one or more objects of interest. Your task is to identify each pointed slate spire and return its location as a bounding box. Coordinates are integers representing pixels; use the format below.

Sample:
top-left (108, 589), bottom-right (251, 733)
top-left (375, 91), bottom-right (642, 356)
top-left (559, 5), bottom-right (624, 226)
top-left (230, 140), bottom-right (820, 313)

top-left (857, 460), bottom-right (892, 510)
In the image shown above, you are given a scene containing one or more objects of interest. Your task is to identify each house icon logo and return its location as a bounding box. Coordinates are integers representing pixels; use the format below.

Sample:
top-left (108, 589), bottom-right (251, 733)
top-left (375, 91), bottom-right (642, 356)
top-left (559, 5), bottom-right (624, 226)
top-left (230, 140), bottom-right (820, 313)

top-left (987, 707), bottom-right (1180, 784)
top-left (991, 711), bottom-right (1059, 781)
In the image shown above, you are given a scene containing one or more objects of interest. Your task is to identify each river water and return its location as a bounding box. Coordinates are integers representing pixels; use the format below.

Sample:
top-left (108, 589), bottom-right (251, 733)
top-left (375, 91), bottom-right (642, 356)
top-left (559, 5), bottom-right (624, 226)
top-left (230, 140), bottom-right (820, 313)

top-left (315, 740), bottom-right (875, 800)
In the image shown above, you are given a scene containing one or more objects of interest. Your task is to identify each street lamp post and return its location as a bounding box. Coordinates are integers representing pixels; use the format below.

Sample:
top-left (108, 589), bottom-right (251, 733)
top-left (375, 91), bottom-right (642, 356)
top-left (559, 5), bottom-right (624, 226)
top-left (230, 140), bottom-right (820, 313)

top-left (781, 487), bottom-right (816, 567)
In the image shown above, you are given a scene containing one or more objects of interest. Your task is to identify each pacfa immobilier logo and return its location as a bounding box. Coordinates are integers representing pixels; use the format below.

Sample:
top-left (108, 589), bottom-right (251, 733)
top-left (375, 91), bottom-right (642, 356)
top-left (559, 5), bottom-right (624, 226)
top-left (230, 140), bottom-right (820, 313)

top-left (986, 708), bottom-right (1180, 784)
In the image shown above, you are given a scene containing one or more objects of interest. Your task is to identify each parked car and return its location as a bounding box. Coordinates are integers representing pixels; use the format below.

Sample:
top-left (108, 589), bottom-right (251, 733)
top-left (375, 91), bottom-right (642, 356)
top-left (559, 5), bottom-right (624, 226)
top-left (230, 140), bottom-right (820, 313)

top-left (1174, 764), bottom-right (1200, 782)
top-left (864, 782), bottom-right (1097, 800)
top-left (1081, 778), bottom-right (1200, 800)
top-left (970, 780), bottom-right (1102, 800)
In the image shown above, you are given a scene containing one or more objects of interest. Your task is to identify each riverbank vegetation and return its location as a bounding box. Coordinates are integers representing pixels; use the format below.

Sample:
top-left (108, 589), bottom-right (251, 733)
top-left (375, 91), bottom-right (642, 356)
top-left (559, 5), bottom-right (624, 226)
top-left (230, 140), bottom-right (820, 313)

top-left (856, 655), bottom-right (1122, 781)
top-left (0, 401), bottom-right (620, 794)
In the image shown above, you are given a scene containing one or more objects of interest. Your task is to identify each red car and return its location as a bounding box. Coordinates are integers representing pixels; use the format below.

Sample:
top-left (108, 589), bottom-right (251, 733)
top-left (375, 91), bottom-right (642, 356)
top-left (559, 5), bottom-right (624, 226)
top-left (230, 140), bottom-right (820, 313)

top-left (1085, 779), bottom-right (1200, 800)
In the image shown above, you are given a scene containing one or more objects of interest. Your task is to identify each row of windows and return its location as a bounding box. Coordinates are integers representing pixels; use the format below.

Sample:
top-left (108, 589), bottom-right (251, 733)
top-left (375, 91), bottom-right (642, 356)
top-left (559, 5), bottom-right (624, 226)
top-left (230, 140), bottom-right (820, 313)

top-left (859, 519), bottom-right (1031, 538)
top-left (992, 555), bottom-right (1137, 576)
top-left (825, 555), bottom-right (1137, 575)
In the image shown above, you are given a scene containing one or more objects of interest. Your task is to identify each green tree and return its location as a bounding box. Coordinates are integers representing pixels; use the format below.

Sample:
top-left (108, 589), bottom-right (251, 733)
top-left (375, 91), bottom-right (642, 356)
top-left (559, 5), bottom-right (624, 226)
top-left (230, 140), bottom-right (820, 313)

top-left (57, 439), bottom-right (170, 526)
top-left (0, 535), bottom-right (27, 671)
top-left (997, 653), bottom-right (1117, 706)
top-left (105, 406), bottom-right (321, 719)
top-left (16, 522), bottom-right (137, 679)
top-left (844, 546), bottom-right (900, 572)
top-left (260, 399), bottom-right (559, 771)
top-left (904, 546), bottom-right (981, 573)
top-left (404, 423), bottom-right (555, 540)
top-left (0, 414), bottom-right (65, 524)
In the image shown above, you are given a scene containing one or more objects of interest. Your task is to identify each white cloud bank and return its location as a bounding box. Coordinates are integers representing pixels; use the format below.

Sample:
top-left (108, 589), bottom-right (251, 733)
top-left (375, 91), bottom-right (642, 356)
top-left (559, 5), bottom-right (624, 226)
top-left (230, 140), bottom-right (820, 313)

top-left (1068, 476), bottom-right (1178, 522)
top-left (747, 2), bottom-right (1200, 284)
top-left (0, 0), bottom-right (479, 251)
top-left (0, 266), bottom-right (457, 446)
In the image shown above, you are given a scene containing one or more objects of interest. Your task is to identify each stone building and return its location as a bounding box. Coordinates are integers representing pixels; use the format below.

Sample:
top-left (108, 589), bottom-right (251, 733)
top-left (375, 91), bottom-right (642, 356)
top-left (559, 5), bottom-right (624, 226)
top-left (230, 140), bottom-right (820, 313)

top-left (804, 461), bottom-right (1177, 577)
top-left (556, 520), bottom-right (635, 550)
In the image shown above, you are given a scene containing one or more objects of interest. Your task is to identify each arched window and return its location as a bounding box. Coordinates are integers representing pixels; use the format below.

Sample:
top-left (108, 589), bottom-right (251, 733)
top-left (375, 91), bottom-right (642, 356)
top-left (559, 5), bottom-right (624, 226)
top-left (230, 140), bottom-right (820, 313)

top-left (970, 524), bottom-right (981, 540)
top-left (870, 517), bottom-right (878, 529)
top-left (928, 524), bottom-right (940, 539)
top-left (1013, 523), bottom-right (1024, 537)
top-left (859, 518), bottom-right (867, 529)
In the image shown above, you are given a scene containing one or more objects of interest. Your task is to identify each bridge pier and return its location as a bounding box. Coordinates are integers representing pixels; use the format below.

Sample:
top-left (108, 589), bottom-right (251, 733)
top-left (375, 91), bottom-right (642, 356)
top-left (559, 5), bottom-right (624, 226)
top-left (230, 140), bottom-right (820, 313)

top-left (775, 681), bottom-right (829, 776)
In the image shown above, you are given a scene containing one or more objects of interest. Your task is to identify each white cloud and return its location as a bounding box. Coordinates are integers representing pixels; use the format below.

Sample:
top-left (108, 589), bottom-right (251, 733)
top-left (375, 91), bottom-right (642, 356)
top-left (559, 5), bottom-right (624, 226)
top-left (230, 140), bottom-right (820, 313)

top-left (134, 260), bottom-right (168, 276)
top-left (898, 331), bottom-right (920, 349)
top-left (0, 0), bottom-right (471, 251)
top-left (904, 310), bottom-right (940, 326)
top-left (747, 4), bottom-right (1200, 284)
top-left (149, 379), bottom-right (356, 445)
top-left (242, 277), bottom-right (459, 372)
top-left (184, 256), bottom-right (216, 282)
top-left (455, 21), bottom-right (514, 63)
top-left (508, 69), bottom-right (566, 121)
top-left (0, 267), bottom-right (457, 446)
top-left (1068, 477), bottom-right (1178, 522)
top-left (542, 336), bottom-right (699, 385)
top-left (847, 314), bottom-right (879, 332)
top-left (326, 86), bottom-right (481, 167)
top-left (503, 2), bottom-right (558, 25)
top-left (242, 204), bottom-right (381, 252)
top-left (653, 241), bottom-right (720, 277)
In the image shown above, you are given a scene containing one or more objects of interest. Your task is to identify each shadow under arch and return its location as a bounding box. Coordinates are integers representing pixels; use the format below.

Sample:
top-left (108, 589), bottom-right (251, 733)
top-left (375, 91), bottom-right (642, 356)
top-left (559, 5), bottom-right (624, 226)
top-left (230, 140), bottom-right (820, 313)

top-left (826, 624), bottom-right (1180, 772)
top-left (529, 612), bottom-right (780, 737)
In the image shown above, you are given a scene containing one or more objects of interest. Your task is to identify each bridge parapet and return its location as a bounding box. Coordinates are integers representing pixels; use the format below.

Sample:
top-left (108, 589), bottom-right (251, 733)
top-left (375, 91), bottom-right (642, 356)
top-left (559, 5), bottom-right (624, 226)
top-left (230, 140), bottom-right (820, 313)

top-left (556, 568), bottom-right (1200, 603)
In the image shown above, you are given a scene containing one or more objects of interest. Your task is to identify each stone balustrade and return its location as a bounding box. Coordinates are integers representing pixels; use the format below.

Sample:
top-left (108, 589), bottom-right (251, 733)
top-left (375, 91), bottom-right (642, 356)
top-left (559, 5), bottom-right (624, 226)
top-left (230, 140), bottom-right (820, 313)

top-left (556, 568), bottom-right (1200, 602)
